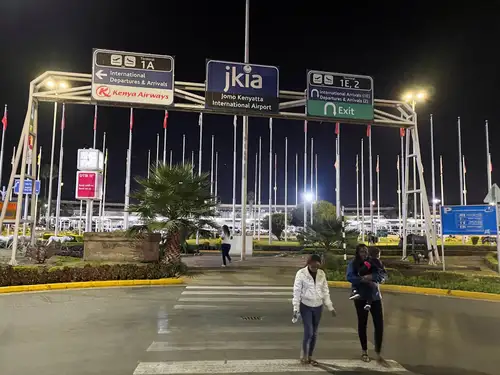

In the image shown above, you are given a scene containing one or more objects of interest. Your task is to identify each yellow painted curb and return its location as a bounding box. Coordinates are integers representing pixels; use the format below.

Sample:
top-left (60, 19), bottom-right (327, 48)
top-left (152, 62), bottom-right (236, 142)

top-left (0, 277), bottom-right (185, 295)
top-left (327, 281), bottom-right (500, 301)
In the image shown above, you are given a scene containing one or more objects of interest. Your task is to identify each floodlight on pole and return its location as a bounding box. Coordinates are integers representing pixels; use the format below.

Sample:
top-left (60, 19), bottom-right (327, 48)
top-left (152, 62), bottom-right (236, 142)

top-left (304, 192), bottom-right (314, 203)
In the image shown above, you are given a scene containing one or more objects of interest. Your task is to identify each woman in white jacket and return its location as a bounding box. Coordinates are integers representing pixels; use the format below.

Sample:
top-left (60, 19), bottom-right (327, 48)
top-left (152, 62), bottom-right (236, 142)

top-left (292, 254), bottom-right (336, 365)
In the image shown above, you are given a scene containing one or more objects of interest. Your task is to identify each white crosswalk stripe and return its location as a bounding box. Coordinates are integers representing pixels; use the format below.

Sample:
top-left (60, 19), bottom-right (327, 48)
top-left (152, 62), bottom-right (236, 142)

top-left (133, 285), bottom-right (418, 374)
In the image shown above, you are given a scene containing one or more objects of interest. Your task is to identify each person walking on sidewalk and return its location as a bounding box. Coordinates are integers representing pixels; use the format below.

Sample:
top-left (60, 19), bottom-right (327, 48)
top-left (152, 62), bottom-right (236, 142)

top-left (220, 225), bottom-right (232, 267)
top-left (292, 254), bottom-right (337, 365)
top-left (347, 244), bottom-right (388, 366)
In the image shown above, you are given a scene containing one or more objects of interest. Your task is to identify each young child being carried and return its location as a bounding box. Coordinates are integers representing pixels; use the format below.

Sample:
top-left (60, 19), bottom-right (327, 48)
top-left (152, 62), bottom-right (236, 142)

top-left (349, 247), bottom-right (385, 311)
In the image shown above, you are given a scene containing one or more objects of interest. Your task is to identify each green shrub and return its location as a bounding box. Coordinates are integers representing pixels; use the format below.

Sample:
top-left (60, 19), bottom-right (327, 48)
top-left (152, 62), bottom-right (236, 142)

top-left (0, 262), bottom-right (186, 287)
top-left (327, 268), bottom-right (500, 294)
top-left (485, 252), bottom-right (499, 271)
top-left (471, 236), bottom-right (479, 245)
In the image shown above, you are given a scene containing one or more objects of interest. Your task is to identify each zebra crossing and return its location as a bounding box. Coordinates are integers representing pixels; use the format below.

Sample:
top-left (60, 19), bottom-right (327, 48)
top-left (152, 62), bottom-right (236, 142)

top-left (132, 285), bottom-right (418, 374)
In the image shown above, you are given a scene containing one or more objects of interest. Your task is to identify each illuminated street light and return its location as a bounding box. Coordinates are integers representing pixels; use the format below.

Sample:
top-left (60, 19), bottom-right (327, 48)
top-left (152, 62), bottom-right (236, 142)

top-left (303, 192), bottom-right (314, 203)
top-left (44, 79), bottom-right (69, 90)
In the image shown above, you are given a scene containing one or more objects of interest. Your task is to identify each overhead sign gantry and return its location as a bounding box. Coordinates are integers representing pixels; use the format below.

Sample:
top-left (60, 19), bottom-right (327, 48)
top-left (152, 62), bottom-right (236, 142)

top-left (0, 47), bottom-right (425, 266)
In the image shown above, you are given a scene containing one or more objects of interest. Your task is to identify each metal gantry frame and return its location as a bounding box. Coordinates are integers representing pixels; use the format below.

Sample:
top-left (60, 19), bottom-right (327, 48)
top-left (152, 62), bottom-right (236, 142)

top-left (0, 70), bottom-right (434, 265)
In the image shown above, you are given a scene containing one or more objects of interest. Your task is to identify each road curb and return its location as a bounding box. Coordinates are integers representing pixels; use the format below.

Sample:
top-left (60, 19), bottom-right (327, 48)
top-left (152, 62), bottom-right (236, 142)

top-left (327, 281), bottom-right (500, 301)
top-left (0, 278), bottom-right (185, 295)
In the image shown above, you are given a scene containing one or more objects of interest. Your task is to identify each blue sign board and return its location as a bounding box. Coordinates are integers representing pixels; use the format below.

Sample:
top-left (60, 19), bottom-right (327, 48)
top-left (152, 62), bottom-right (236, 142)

top-left (441, 205), bottom-right (498, 235)
top-left (205, 60), bottom-right (279, 114)
top-left (14, 179), bottom-right (40, 195)
top-left (91, 49), bottom-right (175, 106)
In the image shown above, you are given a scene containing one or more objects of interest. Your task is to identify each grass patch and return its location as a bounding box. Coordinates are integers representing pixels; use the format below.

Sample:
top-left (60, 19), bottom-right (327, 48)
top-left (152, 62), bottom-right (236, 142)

top-left (485, 252), bottom-right (499, 272)
top-left (325, 255), bottom-right (500, 294)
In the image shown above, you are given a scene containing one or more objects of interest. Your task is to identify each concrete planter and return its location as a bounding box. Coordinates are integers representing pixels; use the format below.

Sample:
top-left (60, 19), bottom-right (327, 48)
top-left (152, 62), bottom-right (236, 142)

top-left (83, 232), bottom-right (160, 262)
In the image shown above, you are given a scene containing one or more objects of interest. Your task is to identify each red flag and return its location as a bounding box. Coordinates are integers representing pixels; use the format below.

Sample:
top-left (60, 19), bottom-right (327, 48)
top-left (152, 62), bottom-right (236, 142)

top-left (129, 108), bottom-right (134, 130)
top-left (366, 124), bottom-right (371, 137)
top-left (61, 103), bottom-right (66, 130)
top-left (1, 105), bottom-right (7, 131)
top-left (400, 128), bottom-right (405, 137)
top-left (163, 110), bottom-right (168, 129)
top-left (93, 105), bottom-right (97, 131)
top-left (335, 122), bottom-right (340, 135)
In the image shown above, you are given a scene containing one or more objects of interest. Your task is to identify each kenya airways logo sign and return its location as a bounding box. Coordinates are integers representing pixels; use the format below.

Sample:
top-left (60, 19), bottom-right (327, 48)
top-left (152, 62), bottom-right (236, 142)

top-left (95, 86), bottom-right (111, 97)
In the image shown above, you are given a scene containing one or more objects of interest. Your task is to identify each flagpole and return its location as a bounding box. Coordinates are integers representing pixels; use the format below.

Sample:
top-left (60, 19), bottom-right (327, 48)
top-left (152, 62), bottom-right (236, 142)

top-left (191, 151), bottom-right (195, 176)
top-left (295, 153), bottom-right (298, 207)
top-left (310, 138), bottom-right (314, 224)
top-left (304, 119), bottom-right (308, 229)
top-left (210, 135), bottom-right (214, 195)
top-left (182, 134), bottom-right (186, 166)
top-left (285, 137), bottom-right (288, 241)
top-left (54, 103), bottom-right (65, 236)
top-left (147, 150), bottom-right (151, 178)
top-left (376, 155), bottom-right (380, 222)
top-left (274, 153), bottom-right (277, 213)
top-left (163, 110), bottom-right (168, 164)
top-left (397, 155), bottom-right (402, 235)
top-left (413, 157), bottom-right (418, 230)
top-left (46, 102), bottom-right (58, 227)
top-left (315, 153), bottom-right (318, 202)
top-left (156, 133), bottom-right (160, 166)
top-left (215, 151), bottom-right (219, 199)
top-left (268, 118), bottom-right (273, 244)
top-left (0, 105), bottom-right (7, 187)
top-left (485, 120), bottom-right (492, 189)
top-left (361, 138), bottom-right (365, 242)
top-left (257, 137), bottom-right (262, 240)
top-left (253, 152), bottom-right (258, 236)
top-left (198, 113), bottom-right (203, 176)
top-left (92, 105), bottom-right (97, 149)
top-left (430, 114), bottom-right (438, 253)
top-left (101, 149), bottom-right (108, 231)
top-left (169, 150), bottom-right (173, 168)
top-left (440, 155), bottom-right (445, 205)
top-left (33, 146), bottom-right (42, 230)
top-left (463, 155), bottom-right (467, 205)
top-left (123, 108), bottom-right (133, 230)
top-left (400, 128), bottom-right (405, 236)
top-left (232, 115), bottom-right (237, 231)
top-left (335, 123), bottom-right (340, 218)
top-left (368, 125), bottom-right (374, 234)
top-left (458, 117), bottom-right (464, 205)
top-left (97, 131), bottom-right (106, 231)
top-left (90, 105), bottom-right (97, 232)
top-left (356, 154), bottom-right (359, 222)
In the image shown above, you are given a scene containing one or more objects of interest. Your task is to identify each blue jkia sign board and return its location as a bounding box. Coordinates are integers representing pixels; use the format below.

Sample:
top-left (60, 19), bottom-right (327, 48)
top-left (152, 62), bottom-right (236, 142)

top-left (205, 60), bottom-right (279, 114)
top-left (441, 205), bottom-right (498, 235)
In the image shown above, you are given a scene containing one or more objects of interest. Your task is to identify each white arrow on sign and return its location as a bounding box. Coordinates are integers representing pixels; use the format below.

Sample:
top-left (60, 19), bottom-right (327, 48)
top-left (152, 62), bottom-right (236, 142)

top-left (484, 183), bottom-right (500, 204)
top-left (95, 69), bottom-right (108, 80)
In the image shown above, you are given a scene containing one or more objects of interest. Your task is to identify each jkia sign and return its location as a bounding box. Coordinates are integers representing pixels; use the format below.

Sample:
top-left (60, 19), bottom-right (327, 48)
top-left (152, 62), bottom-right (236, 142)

top-left (76, 171), bottom-right (103, 200)
top-left (205, 60), bottom-right (279, 114)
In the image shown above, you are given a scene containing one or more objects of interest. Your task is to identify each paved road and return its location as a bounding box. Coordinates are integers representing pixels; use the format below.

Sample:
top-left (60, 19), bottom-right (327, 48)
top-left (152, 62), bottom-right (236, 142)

top-left (0, 283), bottom-right (499, 375)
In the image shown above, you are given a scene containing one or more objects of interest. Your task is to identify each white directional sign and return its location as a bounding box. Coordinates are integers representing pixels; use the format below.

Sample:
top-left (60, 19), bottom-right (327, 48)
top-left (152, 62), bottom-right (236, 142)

top-left (91, 49), bottom-right (175, 106)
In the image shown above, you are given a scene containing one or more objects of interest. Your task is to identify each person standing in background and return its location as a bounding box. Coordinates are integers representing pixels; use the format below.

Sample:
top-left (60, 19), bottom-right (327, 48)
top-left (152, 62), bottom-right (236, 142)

top-left (221, 225), bottom-right (232, 267)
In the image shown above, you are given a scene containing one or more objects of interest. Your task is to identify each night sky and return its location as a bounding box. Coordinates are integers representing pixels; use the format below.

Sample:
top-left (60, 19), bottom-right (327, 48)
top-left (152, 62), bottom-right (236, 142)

top-left (0, 1), bottom-right (499, 208)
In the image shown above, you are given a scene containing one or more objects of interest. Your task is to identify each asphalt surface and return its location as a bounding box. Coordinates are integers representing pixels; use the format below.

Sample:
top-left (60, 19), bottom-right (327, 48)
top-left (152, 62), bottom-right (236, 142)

top-left (0, 281), bottom-right (499, 375)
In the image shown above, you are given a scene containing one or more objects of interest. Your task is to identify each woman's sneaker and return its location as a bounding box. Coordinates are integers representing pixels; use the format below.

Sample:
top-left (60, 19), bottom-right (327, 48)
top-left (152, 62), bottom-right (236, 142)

top-left (349, 289), bottom-right (360, 300)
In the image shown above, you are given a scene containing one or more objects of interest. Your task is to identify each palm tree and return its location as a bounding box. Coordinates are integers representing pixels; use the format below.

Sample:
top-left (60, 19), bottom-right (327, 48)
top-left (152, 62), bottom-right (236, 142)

top-left (129, 164), bottom-right (218, 263)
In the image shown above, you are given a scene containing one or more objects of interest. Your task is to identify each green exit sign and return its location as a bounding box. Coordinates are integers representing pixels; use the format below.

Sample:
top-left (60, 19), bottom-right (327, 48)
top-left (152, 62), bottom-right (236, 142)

top-left (306, 70), bottom-right (374, 122)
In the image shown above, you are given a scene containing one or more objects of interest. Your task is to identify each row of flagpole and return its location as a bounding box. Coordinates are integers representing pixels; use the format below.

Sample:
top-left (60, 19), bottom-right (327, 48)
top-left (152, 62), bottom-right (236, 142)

top-left (0, 104), bottom-right (495, 240)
